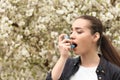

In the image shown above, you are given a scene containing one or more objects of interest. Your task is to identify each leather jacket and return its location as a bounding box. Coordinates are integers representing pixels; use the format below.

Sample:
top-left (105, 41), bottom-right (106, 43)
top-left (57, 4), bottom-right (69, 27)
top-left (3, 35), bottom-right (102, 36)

top-left (46, 55), bottom-right (120, 80)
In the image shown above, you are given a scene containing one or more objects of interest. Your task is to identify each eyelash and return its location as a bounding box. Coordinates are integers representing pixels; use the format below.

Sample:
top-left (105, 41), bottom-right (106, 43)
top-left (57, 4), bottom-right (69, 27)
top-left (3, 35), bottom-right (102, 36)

top-left (77, 31), bottom-right (82, 34)
top-left (70, 31), bottom-right (83, 34)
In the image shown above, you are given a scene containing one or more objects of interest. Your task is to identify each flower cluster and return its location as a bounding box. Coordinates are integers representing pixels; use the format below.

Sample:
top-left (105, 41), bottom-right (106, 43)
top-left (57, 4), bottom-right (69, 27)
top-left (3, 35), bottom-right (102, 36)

top-left (0, 0), bottom-right (120, 79)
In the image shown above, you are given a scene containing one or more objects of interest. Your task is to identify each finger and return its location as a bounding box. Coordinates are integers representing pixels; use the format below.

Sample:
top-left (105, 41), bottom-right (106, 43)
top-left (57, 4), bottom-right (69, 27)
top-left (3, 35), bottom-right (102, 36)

top-left (58, 42), bottom-right (70, 48)
top-left (62, 39), bottom-right (71, 43)
top-left (64, 43), bottom-right (71, 46)
top-left (65, 46), bottom-right (71, 51)
top-left (59, 34), bottom-right (67, 42)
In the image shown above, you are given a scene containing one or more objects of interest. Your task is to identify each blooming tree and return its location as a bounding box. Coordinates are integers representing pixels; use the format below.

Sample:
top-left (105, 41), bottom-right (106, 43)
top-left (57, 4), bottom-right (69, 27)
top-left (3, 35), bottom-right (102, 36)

top-left (0, 0), bottom-right (120, 79)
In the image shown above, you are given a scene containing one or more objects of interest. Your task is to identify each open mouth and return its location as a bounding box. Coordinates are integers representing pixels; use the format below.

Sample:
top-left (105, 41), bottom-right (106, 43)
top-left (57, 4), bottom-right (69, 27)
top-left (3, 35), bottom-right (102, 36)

top-left (73, 43), bottom-right (77, 47)
top-left (71, 43), bottom-right (77, 49)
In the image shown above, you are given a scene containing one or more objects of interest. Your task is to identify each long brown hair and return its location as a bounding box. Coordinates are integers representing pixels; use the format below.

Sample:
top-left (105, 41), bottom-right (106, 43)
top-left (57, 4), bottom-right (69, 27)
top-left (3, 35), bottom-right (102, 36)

top-left (77, 15), bottom-right (120, 67)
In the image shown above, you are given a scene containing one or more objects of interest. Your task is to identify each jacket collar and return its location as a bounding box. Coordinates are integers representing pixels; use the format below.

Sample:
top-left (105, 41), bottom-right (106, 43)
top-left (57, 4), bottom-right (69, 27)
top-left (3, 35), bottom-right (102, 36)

top-left (73, 54), bottom-right (107, 74)
top-left (96, 54), bottom-right (106, 74)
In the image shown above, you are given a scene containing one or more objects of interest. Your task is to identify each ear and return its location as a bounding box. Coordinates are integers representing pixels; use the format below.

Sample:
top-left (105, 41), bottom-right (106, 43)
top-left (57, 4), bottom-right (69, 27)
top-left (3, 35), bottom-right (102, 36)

top-left (92, 32), bottom-right (100, 43)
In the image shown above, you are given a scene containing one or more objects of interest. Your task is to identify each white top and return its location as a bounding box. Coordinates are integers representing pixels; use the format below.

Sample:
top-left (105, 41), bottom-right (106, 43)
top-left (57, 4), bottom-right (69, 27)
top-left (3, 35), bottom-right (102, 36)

top-left (70, 65), bottom-right (98, 80)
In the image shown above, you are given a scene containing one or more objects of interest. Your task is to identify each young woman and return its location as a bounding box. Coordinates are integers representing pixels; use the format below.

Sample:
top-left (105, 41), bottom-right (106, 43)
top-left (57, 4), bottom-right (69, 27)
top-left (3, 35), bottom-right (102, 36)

top-left (46, 15), bottom-right (120, 80)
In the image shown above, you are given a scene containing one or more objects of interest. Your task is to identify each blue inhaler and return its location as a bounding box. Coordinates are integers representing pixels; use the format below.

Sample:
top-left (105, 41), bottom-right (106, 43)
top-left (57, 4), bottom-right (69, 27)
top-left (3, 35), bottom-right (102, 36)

top-left (64, 35), bottom-right (76, 49)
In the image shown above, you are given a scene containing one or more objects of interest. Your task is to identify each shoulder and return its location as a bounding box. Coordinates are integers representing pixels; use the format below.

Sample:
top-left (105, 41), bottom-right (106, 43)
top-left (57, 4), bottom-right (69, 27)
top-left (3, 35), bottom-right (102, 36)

top-left (108, 61), bottom-right (120, 71)
top-left (101, 56), bottom-right (120, 72)
top-left (102, 57), bottom-right (120, 79)
top-left (107, 61), bottom-right (120, 79)
top-left (99, 55), bottom-right (120, 72)
top-left (108, 61), bottom-right (120, 74)
top-left (98, 56), bottom-right (120, 79)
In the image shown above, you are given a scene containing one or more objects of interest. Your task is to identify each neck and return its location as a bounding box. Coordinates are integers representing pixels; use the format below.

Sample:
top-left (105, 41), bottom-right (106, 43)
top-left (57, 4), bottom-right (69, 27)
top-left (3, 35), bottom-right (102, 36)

top-left (80, 51), bottom-right (100, 67)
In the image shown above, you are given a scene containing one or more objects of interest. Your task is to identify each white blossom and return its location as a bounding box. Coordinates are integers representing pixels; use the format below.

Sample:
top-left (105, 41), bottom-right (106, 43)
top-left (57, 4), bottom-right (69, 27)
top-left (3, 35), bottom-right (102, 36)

top-left (20, 47), bottom-right (30, 57)
top-left (26, 8), bottom-right (34, 17)
top-left (105, 12), bottom-right (114, 19)
top-left (36, 24), bottom-right (46, 31)
top-left (51, 31), bottom-right (58, 38)
top-left (39, 40), bottom-right (44, 45)
top-left (0, 0), bottom-right (119, 79)
top-left (16, 35), bottom-right (23, 41)
top-left (56, 10), bottom-right (64, 15)
top-left (91, 12), bottom-right (97, 16)
top-left (39, 49), bottom-right (48, 57)
top-left (18, 21), bottom-right (25, 26)
top-left (24, 29), bottom-right (30, 36)
top-left (0, 8), bottom-right (5, 13)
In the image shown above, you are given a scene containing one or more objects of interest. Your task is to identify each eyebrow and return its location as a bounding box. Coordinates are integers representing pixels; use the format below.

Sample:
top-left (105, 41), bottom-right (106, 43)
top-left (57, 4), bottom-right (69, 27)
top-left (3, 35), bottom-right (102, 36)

top-left (71, 27), bottom-right (83, 30)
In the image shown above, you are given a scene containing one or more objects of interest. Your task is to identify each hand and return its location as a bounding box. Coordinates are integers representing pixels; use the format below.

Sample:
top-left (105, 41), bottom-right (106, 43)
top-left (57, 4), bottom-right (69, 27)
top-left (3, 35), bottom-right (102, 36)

top-left (58, 34), bottom-right (71, 59)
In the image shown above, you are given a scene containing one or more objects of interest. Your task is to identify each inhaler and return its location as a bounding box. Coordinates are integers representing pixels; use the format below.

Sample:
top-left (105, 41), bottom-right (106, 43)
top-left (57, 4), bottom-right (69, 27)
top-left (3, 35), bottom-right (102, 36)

top-left (64, 35), bottom-right (76, 49)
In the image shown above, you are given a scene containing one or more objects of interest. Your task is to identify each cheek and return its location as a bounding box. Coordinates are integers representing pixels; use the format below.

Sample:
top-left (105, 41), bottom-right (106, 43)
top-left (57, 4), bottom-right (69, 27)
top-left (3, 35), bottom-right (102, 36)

top-left (78, 35), bottom-right (93, 44)
top-left (76, 41), bottom-right (92, 55)
top-left (77, 35), bottom-right (93, 50)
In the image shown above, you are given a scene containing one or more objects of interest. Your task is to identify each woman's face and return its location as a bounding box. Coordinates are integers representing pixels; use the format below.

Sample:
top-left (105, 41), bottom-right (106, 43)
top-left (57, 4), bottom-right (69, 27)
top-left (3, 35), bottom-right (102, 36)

top-left (70, 18), bottom-right (97, 55)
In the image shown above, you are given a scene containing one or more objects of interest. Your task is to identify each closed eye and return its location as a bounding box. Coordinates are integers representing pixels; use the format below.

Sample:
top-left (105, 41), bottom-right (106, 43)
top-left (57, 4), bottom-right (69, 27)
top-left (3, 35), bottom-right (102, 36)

top-left (70, 31), bottom-right (83, 34)
top-left (77, 31), bottom-right (83, 34)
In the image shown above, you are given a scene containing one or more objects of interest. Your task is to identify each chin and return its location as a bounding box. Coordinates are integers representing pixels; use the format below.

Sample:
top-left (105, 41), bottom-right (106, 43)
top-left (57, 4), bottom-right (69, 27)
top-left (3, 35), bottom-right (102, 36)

top-left (73, 50), bottom-right (84, 56)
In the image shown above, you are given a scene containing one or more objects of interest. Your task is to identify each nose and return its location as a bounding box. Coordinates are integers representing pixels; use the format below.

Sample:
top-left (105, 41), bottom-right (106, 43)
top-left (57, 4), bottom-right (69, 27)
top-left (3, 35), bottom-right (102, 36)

top-left (70, 32), bottom-right (75, 40)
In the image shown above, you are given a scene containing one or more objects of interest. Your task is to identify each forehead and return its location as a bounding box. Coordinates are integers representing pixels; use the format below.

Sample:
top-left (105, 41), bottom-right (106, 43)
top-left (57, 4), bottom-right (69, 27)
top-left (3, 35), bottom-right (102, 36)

top-left (72, 18), bottom-right (91, 29)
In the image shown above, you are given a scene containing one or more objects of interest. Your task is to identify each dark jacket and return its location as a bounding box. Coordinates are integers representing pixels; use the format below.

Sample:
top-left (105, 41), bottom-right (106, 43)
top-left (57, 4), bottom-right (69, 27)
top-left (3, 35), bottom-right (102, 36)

top-left (46, 55), bottom-right (120, 80)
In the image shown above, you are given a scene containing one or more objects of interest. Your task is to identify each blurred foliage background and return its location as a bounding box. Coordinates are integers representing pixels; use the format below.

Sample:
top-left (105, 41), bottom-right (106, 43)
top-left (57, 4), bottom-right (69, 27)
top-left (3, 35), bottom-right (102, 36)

top-left (0, 0), bottom-right (120, 80)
